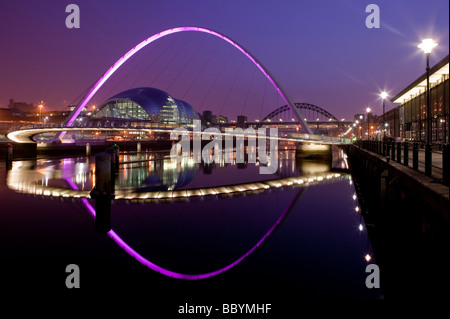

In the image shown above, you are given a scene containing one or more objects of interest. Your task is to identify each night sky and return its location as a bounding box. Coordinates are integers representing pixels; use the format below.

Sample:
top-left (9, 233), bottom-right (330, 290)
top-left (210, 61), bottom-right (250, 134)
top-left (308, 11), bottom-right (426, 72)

top-left (0, 0), bottom-right (448, 121)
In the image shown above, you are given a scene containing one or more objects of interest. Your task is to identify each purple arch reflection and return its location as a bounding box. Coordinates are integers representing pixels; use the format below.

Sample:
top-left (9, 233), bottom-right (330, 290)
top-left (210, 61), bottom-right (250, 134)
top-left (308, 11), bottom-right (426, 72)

top-left (65, 178), bottom-right (304, 279)
top-left (63, 26), bottom-right (311, 134)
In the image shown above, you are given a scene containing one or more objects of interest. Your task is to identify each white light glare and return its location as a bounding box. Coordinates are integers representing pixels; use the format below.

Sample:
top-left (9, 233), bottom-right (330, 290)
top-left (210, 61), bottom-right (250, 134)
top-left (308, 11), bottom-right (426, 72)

top-left (418, 38), bottom-right (438, 54)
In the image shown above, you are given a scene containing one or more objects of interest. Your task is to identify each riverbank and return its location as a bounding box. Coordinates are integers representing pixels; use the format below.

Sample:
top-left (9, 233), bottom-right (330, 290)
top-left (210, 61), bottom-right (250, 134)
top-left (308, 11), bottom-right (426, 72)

top-left (348, 145), bottom-right (449, 299)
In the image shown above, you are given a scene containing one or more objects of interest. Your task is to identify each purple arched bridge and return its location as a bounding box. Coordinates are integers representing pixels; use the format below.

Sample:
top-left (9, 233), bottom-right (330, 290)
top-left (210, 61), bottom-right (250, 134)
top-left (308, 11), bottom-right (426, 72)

top-left (62, 26), bottom-right (312, 135)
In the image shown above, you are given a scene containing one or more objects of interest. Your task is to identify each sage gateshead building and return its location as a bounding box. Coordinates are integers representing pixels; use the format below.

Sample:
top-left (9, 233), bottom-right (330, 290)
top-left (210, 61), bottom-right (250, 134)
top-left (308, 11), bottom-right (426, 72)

top-left (88, 87), bottom-right (199, 128)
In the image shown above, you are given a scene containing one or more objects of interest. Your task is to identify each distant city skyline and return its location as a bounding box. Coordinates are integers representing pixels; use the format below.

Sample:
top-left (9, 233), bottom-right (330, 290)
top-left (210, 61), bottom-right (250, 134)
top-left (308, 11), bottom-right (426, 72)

top-left (0, 0), bottom-right (448, 121)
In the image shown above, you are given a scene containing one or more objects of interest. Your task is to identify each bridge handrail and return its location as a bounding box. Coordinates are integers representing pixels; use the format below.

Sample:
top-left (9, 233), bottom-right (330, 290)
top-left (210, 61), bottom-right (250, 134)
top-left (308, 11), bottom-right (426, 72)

top-left (7, 125), bottom-right (352, 145)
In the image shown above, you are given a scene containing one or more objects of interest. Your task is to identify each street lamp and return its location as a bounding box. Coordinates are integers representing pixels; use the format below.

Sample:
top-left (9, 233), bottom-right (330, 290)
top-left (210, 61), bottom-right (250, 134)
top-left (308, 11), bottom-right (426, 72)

top-left (39, 104), bottom-right (43, 123)
top-left (380, 91), bottom-right (388, 139)
top-left (366, 107), bottom-right (371, 140)
top-left (418, 38), bottom-right (438, 176)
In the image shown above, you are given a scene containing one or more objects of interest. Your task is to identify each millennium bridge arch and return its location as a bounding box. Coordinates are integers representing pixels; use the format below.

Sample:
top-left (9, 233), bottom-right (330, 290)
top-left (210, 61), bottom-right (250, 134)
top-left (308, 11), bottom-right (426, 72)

top-left (63, 26), bottom-right (312, 137)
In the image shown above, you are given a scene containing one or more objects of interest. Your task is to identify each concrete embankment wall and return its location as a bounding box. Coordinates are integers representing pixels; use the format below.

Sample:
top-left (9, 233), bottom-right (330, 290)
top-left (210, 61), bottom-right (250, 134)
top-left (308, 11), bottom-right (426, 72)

top-left (348, 144), bottom-right (449, 298)
top-left (348, 144), bottom-right (448, 220)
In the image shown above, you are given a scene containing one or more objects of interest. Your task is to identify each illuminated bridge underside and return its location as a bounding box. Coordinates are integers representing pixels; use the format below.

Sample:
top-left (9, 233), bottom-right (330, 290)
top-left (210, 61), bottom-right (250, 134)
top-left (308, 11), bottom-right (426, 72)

top-left (6, 127), bottom-right (351, 145)
top-left (8, 171), bottom-right (345, 200)
top-left (259, 103), bottom-right (345, 129)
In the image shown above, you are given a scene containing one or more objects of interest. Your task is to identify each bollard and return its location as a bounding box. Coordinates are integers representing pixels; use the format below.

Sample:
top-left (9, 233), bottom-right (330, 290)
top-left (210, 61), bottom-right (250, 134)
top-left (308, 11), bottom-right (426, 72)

top-left (404, 142), bottom-right (409, 167)
top-left (90, 153), bottom-right (112, 233)
top-left (112, 144), bottom-right (119, 167)
top-left (86, 143), bottom-right (91, 158)
top-left (105, 147), bottom-right (115, 167)
top-left (397, 142), bottom-right (401, 163)
top-left (106, 145), bottom-right (119, 173)
top-left (113, 144), bottom-right (120, 171)
top-left (413, 142), bottom-right (419, 171)
top-left (137, 141), bottom-right (141, 153)
top-left (443, 144), bottom-right (449, 186)
top-left (425, 144), bottom-right (432, 177)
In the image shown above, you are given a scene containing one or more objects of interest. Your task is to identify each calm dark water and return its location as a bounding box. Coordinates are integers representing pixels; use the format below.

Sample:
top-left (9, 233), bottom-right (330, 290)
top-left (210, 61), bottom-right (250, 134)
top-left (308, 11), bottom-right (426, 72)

top-left (1, 150), bottom-right (381, 306)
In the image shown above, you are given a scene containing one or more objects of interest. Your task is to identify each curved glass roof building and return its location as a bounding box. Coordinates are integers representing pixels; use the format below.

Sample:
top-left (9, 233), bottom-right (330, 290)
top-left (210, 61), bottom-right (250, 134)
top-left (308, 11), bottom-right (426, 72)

top-left (93, 87), bottom-right (199, 125)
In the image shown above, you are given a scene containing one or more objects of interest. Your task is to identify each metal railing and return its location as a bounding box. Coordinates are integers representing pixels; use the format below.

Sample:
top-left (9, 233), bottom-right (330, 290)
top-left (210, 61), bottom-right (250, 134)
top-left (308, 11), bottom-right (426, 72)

top-left (356, 140), bottom-right (449, 186)
top-left (7, 121), bottom-right (185, 133)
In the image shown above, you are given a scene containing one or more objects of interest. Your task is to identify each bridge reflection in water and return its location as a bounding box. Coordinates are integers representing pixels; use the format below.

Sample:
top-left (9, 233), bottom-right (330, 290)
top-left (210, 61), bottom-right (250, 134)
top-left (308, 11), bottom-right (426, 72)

top-left (3, 149), bottom-right (379, 297)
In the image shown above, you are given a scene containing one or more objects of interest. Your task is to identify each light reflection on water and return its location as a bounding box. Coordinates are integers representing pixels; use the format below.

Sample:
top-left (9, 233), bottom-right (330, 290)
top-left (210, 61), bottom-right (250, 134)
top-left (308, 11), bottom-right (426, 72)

top-left (7, 150), bottom-right (334, 194)
top-left (2, 149), bottom-right (379, 297)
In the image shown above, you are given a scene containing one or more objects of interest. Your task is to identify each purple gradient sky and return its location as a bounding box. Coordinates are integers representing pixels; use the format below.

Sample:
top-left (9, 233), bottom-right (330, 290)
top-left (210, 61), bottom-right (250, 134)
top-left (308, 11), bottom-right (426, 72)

top-left (0, 0), bottom-right (448, 121)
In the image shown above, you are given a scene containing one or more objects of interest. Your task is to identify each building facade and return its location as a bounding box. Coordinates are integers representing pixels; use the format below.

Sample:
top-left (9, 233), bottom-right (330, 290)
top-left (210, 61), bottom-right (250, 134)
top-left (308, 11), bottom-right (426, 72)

top-left (391, 55), bottom-right (449, 144)
top-left (92, 87), bottom-right (199, 127)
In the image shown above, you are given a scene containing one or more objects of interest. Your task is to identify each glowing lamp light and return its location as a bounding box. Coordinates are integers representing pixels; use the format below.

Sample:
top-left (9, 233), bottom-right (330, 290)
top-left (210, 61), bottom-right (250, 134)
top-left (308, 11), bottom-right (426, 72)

top-left (352, 194), bottom-right (357, 200)
top-left (418, 38), bottom-right (438, 54)
top-left (380, 91), bottom-right (388, 100)
top-left (365, 254), bottom-right (372, 262)
top-left (366, 107), bottom-right (371, 113)
top-left (359, 224), bottom-right (364, 231)
top-left (355, 206), bottom-right (360, 212)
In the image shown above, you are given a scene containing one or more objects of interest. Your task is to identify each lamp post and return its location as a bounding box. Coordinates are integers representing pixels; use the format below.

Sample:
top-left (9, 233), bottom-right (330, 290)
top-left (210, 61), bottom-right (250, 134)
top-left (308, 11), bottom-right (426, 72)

top-left (418, 38), bottom-right (438, 176)
top-left (366, 107), bottom-right (371, 140)
top-left (380, 91), bottom-right (388, 140)
top-left (39, 104), bottom-right (43, 123)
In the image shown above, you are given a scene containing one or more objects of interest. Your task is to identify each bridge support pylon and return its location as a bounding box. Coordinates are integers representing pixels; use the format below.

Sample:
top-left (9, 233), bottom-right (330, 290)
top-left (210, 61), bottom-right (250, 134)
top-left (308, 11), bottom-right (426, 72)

top-left (295, 142), bottom-right (332, 159)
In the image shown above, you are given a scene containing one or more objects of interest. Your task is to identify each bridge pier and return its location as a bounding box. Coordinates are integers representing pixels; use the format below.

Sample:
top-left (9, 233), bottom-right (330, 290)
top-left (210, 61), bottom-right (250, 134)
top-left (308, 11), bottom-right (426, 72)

top-left (89, 152), bottom-right (113, 233)
top-left (295, 142), bottom-right (331, 160)
top-left (86, 143), bottom-right (91, 157)
top-left (137, 141), bottom-right (141, 153)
